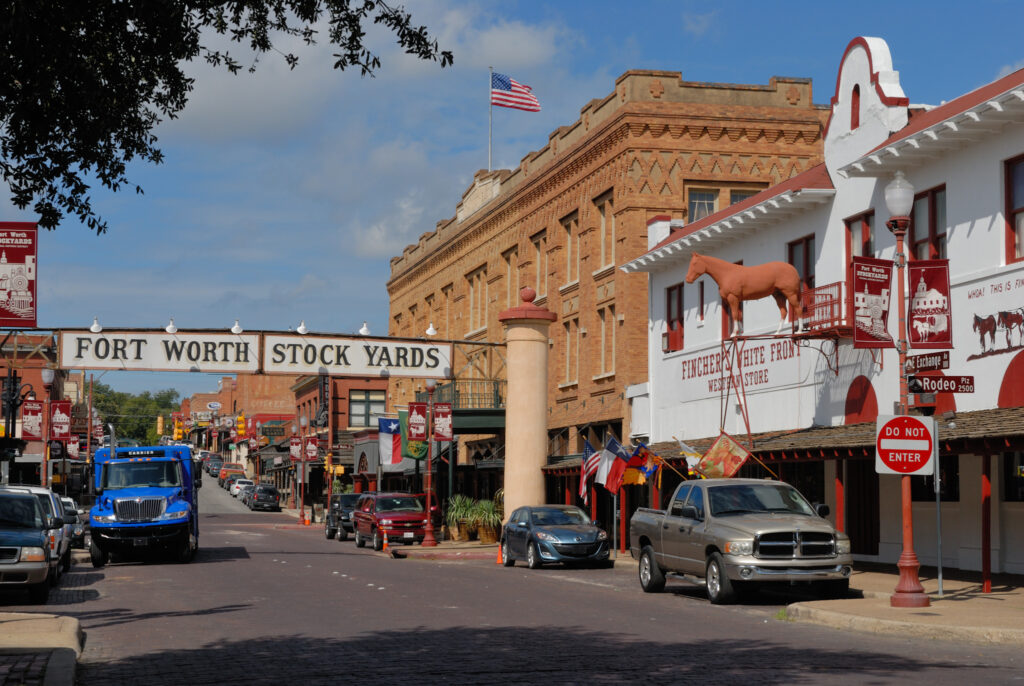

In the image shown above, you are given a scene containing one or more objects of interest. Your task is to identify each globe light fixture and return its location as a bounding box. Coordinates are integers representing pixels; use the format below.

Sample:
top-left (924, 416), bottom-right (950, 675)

top-left (231, 320), bottom-right (243, 335)
top-left (425, 322), bottom-right (437, 336)
top-left (89, 317), bottom-right (102, 333)
top-left (165, 318), bottom-right (177, 334)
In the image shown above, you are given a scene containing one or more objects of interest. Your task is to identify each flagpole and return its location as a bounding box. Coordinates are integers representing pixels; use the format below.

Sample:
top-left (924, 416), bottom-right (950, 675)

top-left (488, 66), bottom-right (493, 172)
top-left (612, 490), bottom-right (618, 559)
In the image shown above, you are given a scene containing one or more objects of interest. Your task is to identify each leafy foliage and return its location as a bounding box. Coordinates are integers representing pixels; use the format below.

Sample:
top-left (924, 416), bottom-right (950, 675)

top-left (0, 1), bottom-right (453, 233)
top-left (88, 381), bottom-right (180, 444)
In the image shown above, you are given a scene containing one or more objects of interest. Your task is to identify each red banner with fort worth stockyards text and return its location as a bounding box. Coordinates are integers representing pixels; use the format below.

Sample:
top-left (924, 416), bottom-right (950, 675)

top-left (0, 222), bottom-right (37, 327)
top-left (851, 256), bottom-right (895, 349)
top-left (907, 259), bottom-right (953, 350)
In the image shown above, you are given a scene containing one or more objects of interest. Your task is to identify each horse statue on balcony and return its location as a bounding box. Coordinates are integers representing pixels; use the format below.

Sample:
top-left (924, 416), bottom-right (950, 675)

top-left (686, 252), bottom-right (804, 337)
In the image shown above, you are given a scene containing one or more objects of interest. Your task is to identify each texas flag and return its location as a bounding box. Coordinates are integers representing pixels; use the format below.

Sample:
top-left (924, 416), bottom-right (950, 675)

top-left (378, 417), bottom-right (402, 465)
top-left (595, 437), bottom-right (630, 491)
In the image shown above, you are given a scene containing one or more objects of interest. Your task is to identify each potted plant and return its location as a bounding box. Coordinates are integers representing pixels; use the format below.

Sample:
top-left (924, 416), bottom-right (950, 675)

top-left (446, 494), bottom-right (473, 541)
top-left (472, 498), bottom-right (502, 544)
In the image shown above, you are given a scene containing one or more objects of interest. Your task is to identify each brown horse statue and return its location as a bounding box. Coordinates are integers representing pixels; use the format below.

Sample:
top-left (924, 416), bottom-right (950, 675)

top-left (685, 252), bottom-right (804, 337)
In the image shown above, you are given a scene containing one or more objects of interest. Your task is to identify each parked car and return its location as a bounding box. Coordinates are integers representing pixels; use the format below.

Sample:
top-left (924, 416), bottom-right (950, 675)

top-left (629, 478), bottom-right (853, 603)
top-left (352, 492), bottom-right (430, 550)
top-left (238, 484), bottom-right (256, 505)
top-left (0, 485), bottom-right (72, 584)
top-left (500, 505), bottom-right (609, 570)
top-left (224, 474), bottom-right (245, 493)
top-left (218, 463), bottom-right (245, 487)
top-left (207, 460), bottom-right (223, 476)
top-left (248, 484), bottom-right (281, 512)
top-left (231, 479), bottom-right (254, 497)
top-left (0, 492), bottom-right (56, 604)
top-left (325, 493), bottom-right (364, 541)
top-left (60, 497), bottom-right (86, 549)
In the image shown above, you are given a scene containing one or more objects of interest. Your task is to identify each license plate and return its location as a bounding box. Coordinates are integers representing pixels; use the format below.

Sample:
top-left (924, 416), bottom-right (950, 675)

top-left (132, 537), bottom-right (149, 547)
top-left (403, 532), bottom-right (414, 539)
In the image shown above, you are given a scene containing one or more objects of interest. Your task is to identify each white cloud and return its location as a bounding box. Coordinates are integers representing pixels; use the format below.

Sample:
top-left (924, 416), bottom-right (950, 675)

top-left (683, 11), bottom-right (716, 38)
top-left (997, 60), bottom-right (1024, 79)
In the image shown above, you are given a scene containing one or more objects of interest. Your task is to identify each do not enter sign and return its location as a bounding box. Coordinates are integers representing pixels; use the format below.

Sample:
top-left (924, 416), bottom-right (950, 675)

top-left (875, 415), bottom-right (937, 476)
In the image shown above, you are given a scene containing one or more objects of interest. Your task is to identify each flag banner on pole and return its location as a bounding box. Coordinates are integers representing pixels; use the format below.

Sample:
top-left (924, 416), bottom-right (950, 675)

top-left (491, 72), bottom-right (541, 112)
top-left (603, 439), bottom-right (633, 493)
top-left (907, 259), bottom-right (952, 349)
top-left (697, 432), bottom-right (751, 479)
top-left (378, 417), bottom-right (402, 465)
top-left (595, 437), bottom-right (622, 486)
top-left (579, 439), bottom-right (600, 504)
top-left (851, 256), bottom-right (896, 349)
top-left (621, 444), bottom-right (649, 486)
top-left (399, 409), bottom-right (428, 461)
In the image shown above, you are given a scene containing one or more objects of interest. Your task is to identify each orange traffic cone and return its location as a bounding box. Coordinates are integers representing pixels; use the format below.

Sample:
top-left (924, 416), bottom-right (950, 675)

top-left (496, 542), bottom-right (503, 565)
top-left (382, 530), bottom-right (389, 552)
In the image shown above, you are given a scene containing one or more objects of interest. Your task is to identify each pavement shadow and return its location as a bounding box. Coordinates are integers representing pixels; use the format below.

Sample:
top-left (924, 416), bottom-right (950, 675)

top-left (76, 627), bottom-right (969, 685)
top-left (66, 603), bottom-right (251, 630)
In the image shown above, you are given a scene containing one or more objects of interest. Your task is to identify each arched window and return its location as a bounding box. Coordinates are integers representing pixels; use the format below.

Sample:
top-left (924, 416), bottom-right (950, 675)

top-left (851, 84), bottom-right (861, 130)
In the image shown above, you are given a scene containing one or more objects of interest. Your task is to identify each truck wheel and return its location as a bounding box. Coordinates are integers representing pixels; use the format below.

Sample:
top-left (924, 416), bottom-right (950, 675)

top-left (27, 579), bottom-right (50, 605)
top-left (355, 530), bottom-right (365, 548)
top-left (526, 542), bottom-right (542, 569)
top-left (501, 540), bottom-right (515, 567)
top-left (639, 545), bottom-right (666, 593)
top-left (372, 529), bottom-right (383, 551)
top-left (177, 540), bottom-right (195, 563)
top-left (90, 541), bottom-right (108, 568)
top-left (705, 552), bottom-right (737, 604)
top-left (337, 528), bottom-right (348, 542)
top-left (325, 524), bottom-right (336, 540)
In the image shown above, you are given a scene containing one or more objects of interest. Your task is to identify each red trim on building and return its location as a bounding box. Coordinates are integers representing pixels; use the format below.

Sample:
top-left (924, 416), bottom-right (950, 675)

top-left (844, 376), bottom-right (878, 424)
top-left (998, 351), bottom-right (1024, 407)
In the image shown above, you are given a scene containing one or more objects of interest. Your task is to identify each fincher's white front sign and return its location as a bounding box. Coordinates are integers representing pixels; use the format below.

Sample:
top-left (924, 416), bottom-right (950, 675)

top-left (60, 331), bottom-right (259, 373)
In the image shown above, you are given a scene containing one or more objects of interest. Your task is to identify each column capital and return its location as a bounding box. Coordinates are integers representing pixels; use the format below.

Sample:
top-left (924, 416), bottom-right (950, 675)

top-left (498, 287), bottom-right (557, 323)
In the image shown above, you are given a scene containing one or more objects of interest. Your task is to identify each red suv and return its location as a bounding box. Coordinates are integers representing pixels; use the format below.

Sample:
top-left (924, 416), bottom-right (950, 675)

top-left (352, 492), bottom-right (430, 550)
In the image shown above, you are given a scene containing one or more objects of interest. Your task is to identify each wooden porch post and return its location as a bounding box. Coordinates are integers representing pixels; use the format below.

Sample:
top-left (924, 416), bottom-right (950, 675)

top-left (982, 453), bottom-right (991, 594)
top-left (835, 458), bottom-right (845, 533)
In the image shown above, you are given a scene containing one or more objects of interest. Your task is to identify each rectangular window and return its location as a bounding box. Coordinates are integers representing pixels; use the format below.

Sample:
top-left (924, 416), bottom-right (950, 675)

top-left (594, 191), bottom-right (615, 268)
top-left (664, 283), bottom-right (684, 352)
top-left (531, 231), bottom-right (548, 297)
top-left (1005, 154), bottom-right (1024, 262)
top-left (597, 305), bottom-right (615, 375)
top-left (503, 247), bottom-right (519, 307)
top-left (788, 235), bottom-right (816, 290)
top-left (688, 190), bottom-right (717, 222)
top-left (909, 186), bottom-right (947, 260)
top-left (911, 454), bottom-right (959, 502)
top-left (1004, 451), bottom-right (1024, 502)
top-left (846, 211), bottom-right (875, 259)
top-left (730, 190), bottom-right (758, 205)
top-left (466, 266), bottom-right (487, 332)
top-left (349, 390), bottom-right (385, 428)
top-left (562, 212), bottom-right (579, 284)
top-left (563, 318), bottom-right (579, 384)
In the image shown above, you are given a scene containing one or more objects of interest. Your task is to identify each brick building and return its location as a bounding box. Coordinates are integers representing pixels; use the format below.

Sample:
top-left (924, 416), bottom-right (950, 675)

top-left (387, 69), bottom-right (828, 502)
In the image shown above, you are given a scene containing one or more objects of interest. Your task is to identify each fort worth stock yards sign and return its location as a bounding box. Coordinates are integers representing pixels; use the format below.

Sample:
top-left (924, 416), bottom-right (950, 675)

top-left (58, 331), bottom-right (452, 379)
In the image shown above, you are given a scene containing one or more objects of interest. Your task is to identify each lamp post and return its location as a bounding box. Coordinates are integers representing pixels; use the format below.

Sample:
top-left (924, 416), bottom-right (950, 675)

top-left (40, 368), bottom-right (54, 488)
top-left (255, 421), bottom-right (262, 483)
top-left (291, 421), bottom-right (298, 509)
top-left (422, 379), bottom-right (438, 547)
top-left (884, 170), bottom-right (930, 609)
top-left (299, 414), bottom-right (309, 524)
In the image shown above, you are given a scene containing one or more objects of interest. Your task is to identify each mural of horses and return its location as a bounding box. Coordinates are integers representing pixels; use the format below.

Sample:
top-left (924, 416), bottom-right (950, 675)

top-left (685, 252), bottom-right (803, 337)
top-left (998, 309), bottom-right (1024, 347)
top-left (973, 313), bottom-right (996, 352)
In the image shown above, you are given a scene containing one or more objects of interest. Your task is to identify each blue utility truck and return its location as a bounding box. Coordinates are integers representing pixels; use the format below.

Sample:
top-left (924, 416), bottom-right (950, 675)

top-left (89, 445), bottom-right (200, 567)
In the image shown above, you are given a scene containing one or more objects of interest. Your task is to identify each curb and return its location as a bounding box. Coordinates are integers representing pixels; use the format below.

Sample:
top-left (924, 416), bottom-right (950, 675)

top-left (784, 602), bottom-right (1024, 646)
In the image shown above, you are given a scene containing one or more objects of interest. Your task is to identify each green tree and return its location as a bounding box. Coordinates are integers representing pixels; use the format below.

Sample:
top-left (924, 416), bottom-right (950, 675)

top-left (88, 382), bottom-right (180, 444)
top-left (0, 1), bottom-right (452, 233)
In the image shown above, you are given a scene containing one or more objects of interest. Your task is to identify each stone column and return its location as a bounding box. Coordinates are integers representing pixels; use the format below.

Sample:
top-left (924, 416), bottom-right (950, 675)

top-left (499, 287), bottom-right (556, 520)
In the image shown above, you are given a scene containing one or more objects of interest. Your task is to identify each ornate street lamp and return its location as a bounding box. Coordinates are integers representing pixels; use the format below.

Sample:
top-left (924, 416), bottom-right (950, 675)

top-left (422, 379), bottom-right (438, 547)
top-left (884, 170), bottom-right (930, 608)
top-left (299, 415), bottom-right (309, 523)
top-left (40, 368), bottom-right (54, 488)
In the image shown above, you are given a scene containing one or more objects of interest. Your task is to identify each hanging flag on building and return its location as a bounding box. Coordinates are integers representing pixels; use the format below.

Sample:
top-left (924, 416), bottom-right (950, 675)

top-left (907, 259), bottom-right (953, 349)
top-left (594, 436), bottom-right (621, 486)
top-left (697, 432), bottom-right (751, 479)
top-left (377, 417), bottom-right (402, 466)
top-left (399, 409), bottom-right (428, 461)
top-left (579, 439), bottom-right (600, 504)
top-left (603, 438), bottom-right (633, 492)
top-left (851, 256), bottom-right (895, 349)
top-left (491, 72), bottom-right (541, 112)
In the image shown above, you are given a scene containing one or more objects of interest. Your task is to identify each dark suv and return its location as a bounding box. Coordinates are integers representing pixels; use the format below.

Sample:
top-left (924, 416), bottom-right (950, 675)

top-left (325, 493), bottom-right (365, 541)
top-left (0, 492), bottom-right (56, 604)
top-left (248, 484), bottom-right (281, 512)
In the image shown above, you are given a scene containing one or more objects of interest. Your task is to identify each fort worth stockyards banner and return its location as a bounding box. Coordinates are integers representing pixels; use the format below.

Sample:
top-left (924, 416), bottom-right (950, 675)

top-left (908, 259), bottom-right (953, 349)
top-left (0, 222), bottom-right (37, 327)
top-left (851, 256), bottom-right (895, 349)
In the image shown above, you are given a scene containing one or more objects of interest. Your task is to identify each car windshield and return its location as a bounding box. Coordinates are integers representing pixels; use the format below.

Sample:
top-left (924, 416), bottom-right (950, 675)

top-left (530, 507), bottom-right (590, 526)
top-left (338, 494), bottom-right (360, 507)
top-left (376, 497), bottom-right (423, 513)
top-left (0, 495), bottom-right (44, 528)
top-left (708, 483), bottom-right (816, 517)
top-left (103, 461), bottom-right (182, 489)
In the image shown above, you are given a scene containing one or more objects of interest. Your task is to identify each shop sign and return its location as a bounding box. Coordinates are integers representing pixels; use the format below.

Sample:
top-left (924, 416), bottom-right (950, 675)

top-left (59, 331), bottom-right (260, 373)
top-left (262, 334), bottom-right (451, 378)
top-left (852, 256), bottom-right (895, 349)
top-left (907, 259), bottom-right (953, 349)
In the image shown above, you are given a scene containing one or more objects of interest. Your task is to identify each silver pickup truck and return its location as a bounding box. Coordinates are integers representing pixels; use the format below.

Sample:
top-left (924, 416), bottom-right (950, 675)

top-left (629, 478), bottom-right (853, 603)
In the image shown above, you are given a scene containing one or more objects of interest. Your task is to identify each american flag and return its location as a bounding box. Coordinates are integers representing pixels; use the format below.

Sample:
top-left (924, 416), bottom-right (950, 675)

top-left (491, 72), bottom-right (541, 112)
top-left (579, 439), bottom-right (600, 504)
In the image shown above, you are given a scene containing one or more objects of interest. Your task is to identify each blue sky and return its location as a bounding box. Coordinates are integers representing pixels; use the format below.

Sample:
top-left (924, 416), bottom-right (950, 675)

top-left (4, 0), bottom-right (1022, 399)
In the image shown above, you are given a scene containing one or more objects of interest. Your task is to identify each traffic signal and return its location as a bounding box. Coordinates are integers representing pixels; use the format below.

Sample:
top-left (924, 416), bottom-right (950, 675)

top-left (157, 415), bottom-right (165, 435)
top-left (0, 437), bottom-right (27, 460)
top-left (173, 418), bottom-right (183, 440)
top-left (236, 414), bottom-right (246, 436)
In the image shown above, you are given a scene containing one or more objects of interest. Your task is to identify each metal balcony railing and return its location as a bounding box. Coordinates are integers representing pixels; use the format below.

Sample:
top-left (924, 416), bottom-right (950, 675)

top-left (801, 281), bottom-right (850, 332)
top-left (416, 379), bottom-right (506, 410)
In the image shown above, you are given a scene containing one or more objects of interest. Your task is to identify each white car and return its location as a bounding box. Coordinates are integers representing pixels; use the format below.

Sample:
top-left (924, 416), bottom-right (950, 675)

top-left (230, 479), bottom-right (253, 497)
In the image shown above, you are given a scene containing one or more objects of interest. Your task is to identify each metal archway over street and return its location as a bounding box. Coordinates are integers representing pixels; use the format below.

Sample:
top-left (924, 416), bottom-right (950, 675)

top-left (57, 329), bottom-right (453, 378)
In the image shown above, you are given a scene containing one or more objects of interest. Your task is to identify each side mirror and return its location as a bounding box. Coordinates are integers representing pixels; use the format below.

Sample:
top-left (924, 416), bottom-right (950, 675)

top-left (592, 520), bottom-right (602, 530)
top-left (77, 509), bottom-right (85, 516)
top-left (680, 505), bottom-right (700, 520)
top-left (815, 503), bottom-right (830, 518)
top-left (46, 515), bottom-right (61, 529)
top-left (516, 521), bottom-right (528, 528)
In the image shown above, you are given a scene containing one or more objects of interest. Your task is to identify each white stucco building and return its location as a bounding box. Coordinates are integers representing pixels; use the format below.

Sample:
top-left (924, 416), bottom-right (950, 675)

top-left (623, 37), bottom-right (1024, 574)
